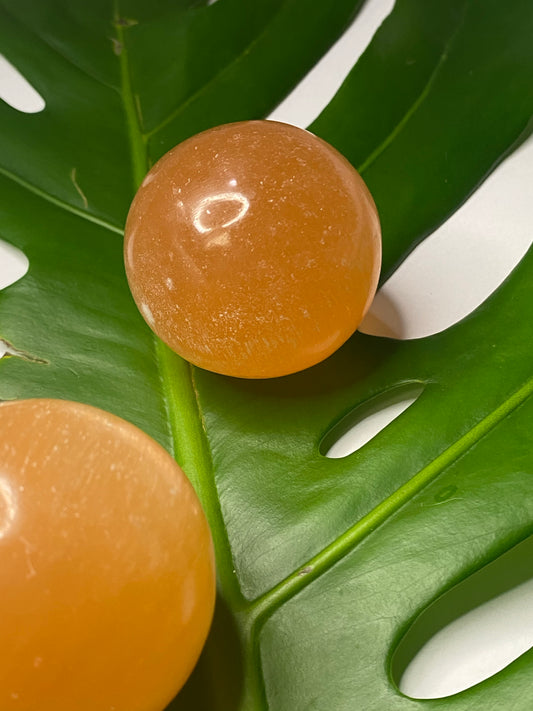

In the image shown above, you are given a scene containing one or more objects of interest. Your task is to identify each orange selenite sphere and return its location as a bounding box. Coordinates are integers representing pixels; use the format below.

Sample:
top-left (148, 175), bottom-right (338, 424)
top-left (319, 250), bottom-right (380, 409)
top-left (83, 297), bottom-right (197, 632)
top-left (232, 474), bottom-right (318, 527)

top-left (124, 120), bottom-right (381, 378)
top-left (0, 399), bottom-right (215, 711)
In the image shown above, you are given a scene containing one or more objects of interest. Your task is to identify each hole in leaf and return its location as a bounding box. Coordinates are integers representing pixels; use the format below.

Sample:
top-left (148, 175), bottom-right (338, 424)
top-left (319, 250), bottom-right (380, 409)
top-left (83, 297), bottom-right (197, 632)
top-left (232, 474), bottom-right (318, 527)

top-left (0, 54), bottom-right (45, 113)
top-left (0, 239), bottom-right (29, 290)
top-left (360, 134), bottom-right (533, 340)
top-left (0, 338), bottom-right (47, 364)
top-left (321, 382), bottom-right (423, 458)
top-left (268, 0), bottom-right (395, 127)
top-left (393, 535), bottom-right (533, 699)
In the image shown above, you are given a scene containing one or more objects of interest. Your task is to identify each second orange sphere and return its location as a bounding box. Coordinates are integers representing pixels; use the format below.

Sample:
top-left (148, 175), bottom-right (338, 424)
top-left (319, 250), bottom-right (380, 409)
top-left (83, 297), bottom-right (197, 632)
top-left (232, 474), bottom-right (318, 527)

top-left (125, 120), bottom-right (381, 378)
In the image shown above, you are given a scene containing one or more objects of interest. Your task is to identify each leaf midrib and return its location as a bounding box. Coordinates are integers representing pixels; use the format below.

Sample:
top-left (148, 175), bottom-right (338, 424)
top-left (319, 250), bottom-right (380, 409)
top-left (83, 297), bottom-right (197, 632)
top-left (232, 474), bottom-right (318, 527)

top-left (115, 8), bottom-right (242, 606)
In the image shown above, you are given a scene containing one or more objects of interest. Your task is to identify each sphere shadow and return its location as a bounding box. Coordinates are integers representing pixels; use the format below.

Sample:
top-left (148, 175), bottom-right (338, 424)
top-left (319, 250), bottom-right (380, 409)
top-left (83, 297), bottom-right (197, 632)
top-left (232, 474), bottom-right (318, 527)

top-left (359, 288), bottom-right (407, 340)
top-left (210, 327), bottom-right (403, 403)
top-left (165, 593), bottom-right (244, 711)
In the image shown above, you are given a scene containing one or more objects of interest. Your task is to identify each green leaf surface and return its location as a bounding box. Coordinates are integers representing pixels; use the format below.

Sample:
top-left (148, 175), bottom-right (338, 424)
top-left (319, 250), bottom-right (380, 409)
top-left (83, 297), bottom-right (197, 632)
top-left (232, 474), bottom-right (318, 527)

top-left (0, 0), bottom-right (532, 709)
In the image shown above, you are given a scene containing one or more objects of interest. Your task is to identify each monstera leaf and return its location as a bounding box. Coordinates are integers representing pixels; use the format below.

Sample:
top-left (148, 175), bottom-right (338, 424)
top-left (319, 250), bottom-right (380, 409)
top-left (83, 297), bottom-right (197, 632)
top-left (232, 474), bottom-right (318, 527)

top-left (1, 0), bottom-right (532, 709)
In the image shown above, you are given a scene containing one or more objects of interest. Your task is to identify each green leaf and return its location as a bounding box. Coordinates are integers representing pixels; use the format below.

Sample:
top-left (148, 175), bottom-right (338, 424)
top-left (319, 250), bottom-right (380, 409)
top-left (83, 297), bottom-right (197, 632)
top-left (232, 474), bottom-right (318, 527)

top-left (0, 0), bottom-right (532, 709)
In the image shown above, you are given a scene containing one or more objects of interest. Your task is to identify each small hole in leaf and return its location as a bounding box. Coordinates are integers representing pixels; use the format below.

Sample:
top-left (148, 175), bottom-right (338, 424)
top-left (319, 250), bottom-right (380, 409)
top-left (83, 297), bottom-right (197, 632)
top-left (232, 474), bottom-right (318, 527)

top-left (0, 338), bottom-right (47, 364)
top-left (393, 535), bottom-right (533, 699)
top-left (321, 383), bottom-right (423, 458)
top-left (268, 0), bottom-right (395, 127)
top-left (360, 134), bottom-right (533, 340)
top-left (0, 238), bottom-right (29, 290)
top-left (0, 55), bottom-right (45, 113)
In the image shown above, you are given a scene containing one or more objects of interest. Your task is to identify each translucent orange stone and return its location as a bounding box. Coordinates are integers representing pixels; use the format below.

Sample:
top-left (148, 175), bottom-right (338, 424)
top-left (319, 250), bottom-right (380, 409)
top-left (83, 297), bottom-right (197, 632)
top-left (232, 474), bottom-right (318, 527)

top-left (125, 120), bottom-right (381, 378)
top-left (0, 399), bottom-right (215, 711)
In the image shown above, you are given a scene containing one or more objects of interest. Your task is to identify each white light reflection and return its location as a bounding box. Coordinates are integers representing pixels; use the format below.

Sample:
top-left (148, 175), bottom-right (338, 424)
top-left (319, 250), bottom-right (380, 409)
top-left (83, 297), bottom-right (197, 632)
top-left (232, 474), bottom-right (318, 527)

top-left (0, 476), bottom-right (17, 538)
top-left (206, 232), bottom-right (230, 248)
top-left (125, 229), bottom-right (136, 269)
top-left (192, 192), bottom-right (249, 234)
top-left (140, 302), bottom-right (155, 328)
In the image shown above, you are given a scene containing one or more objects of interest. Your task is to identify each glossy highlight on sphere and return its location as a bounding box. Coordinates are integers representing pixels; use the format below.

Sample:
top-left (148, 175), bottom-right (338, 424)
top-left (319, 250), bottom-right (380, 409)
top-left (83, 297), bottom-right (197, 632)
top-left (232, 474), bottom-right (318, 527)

top-left (0, 399), bottom-right (215, 711)
top-left (125, 120), bottom-right (381, 378)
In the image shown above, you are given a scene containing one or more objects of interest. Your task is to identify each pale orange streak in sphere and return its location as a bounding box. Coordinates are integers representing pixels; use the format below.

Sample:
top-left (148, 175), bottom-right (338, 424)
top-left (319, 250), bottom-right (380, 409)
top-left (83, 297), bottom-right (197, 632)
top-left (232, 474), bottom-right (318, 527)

top-left (0, 399), bottom-right (215, 711)
top-left (125, 120), bottom-right (381, 378)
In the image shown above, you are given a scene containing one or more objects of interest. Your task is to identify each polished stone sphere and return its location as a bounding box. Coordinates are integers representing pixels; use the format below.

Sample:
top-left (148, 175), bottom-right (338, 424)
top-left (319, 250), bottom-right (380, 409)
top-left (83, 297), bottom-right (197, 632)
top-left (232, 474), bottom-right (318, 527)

top-left (125, 120), bottom-right (381, 378)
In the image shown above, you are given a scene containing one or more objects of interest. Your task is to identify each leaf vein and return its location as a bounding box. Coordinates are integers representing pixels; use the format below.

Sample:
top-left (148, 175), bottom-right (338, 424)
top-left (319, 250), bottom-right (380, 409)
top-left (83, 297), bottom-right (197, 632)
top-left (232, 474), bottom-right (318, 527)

top-left (144, 0), bottom-right (288, 139)
top-left (357, 3), bottom-right (469, 175)
top-left (248, 376), bottom-right (533, 625)
top-left (1, 3), bottom-right (119, 92)
top-left (0, 165), bottom-right (123, 235)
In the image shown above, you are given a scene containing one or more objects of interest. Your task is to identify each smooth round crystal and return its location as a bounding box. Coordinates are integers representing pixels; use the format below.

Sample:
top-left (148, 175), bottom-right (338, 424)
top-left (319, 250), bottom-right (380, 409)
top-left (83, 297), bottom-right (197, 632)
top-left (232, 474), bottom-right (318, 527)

top-left (125, 120), bottom-right (381, 378)
top-left (0, 398), bottom-right (215, 711)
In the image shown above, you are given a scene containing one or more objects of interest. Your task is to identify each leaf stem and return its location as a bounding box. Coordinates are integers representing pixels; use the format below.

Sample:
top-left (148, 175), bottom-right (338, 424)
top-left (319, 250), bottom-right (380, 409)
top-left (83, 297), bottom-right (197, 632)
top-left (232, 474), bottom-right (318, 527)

top-left (114, 9), bottom-right (147, 189)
